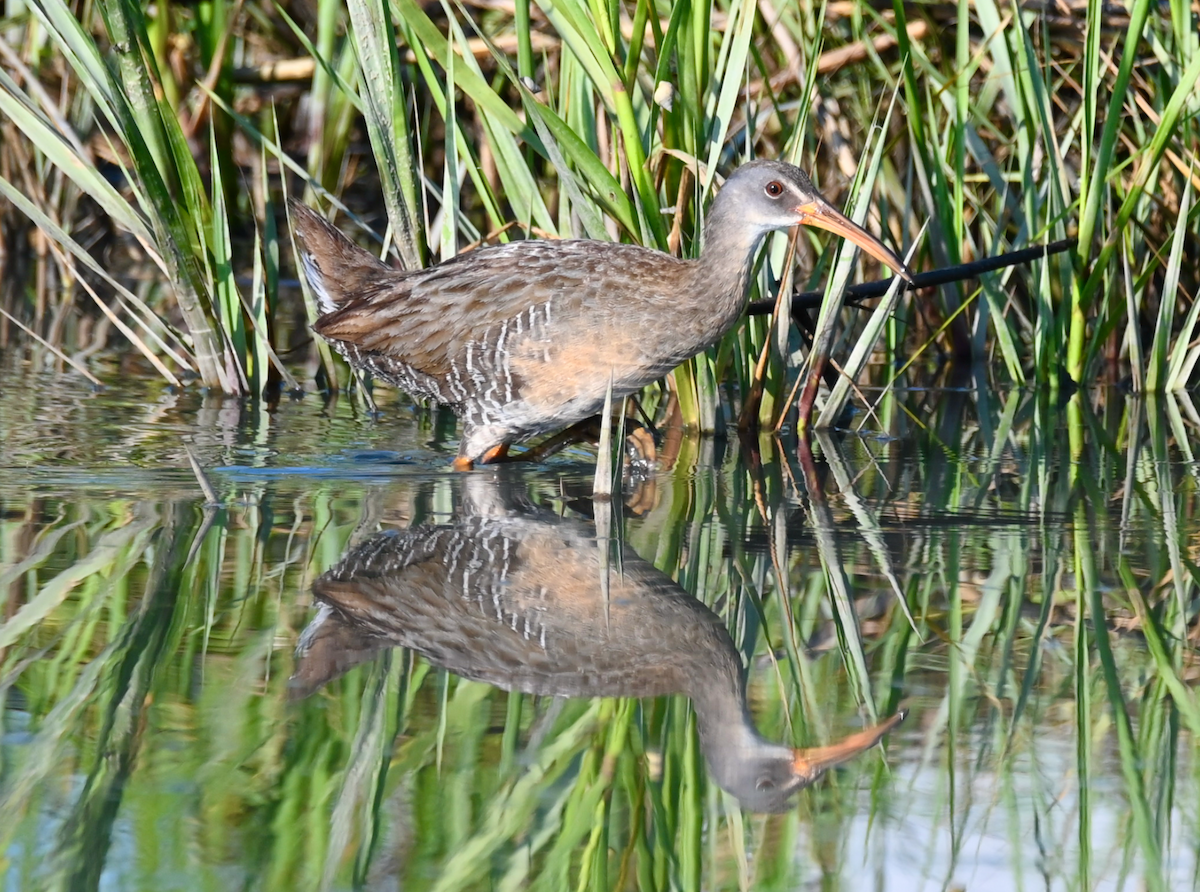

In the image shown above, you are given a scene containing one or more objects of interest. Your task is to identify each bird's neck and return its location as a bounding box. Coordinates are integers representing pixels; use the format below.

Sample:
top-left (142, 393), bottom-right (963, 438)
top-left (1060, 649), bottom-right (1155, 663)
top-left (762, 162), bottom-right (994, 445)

top-left (687, 651), bottom-right (785, 790)
top-left (689, 201), bottom-right (774, 333)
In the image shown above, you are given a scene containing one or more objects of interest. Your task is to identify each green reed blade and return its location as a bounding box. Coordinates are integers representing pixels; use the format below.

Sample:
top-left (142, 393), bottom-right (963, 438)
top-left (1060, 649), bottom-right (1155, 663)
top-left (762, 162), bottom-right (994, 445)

top-left (348, 0), bottom-right (425, 269)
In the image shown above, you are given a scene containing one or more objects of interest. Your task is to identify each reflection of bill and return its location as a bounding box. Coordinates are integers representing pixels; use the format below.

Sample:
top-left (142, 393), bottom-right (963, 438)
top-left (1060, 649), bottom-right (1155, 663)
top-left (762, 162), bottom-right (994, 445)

top-left (293, 476), bottom-right (904, 813)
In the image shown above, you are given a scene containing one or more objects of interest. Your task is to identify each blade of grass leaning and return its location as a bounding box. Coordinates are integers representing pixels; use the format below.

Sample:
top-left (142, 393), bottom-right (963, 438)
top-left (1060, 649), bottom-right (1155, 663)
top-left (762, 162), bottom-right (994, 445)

top-left (0, 77), bottom-right (155, 251)
top-left (1163, 175), bottom-right (1197, 391)
top-left (1145, 173), bottom-right (1191, 391)
top-left (534, 0), bottom-right (662, 244)
top-left (815, 431), bottom-right (918, 632)
top-left (523, 99), bottom-right (637, 235)
top-left (348, 0), bottom-right (425, 269)
top-left (817, 225), bottom-right (926, 427)
top-left (519, 94), bottom-right (613, 240)
top-left (454, 12), bottom-right (621, 239)
top-left (397, 4), bottom-right (559, 238)
top-left (1083, 527), bottom-right (1166, 889)
top-left (435, 5), bottom-right (562, 236)
top-left (0, 175), bottom-right (187, 383)
top-left (94, 0), bottom-right (233, 392)
top-left (1079, 50), bottom-right (1200, 310)
top-left (393, 0), bottom-right (538, 144)
top-left (699, 0), bottom-right (757, 193)
top-left (209, 125), bottom-right (250, 393)
top-left (203, 87), bottom-right (382, 228)
top-left (800, 117), bottom-right (891, 431)
top-left (273, 0), bottom-right (364, 115)
top-left (1075, 0), bottom-right (1152, 276)
top-left (531, 0), bottom-right (617, 108)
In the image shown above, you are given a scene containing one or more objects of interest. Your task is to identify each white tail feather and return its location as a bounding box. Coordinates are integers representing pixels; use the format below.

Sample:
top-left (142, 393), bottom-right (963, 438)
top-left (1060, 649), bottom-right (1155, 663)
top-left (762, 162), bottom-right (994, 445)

top-left (301, 251), bottom-right (339, 316)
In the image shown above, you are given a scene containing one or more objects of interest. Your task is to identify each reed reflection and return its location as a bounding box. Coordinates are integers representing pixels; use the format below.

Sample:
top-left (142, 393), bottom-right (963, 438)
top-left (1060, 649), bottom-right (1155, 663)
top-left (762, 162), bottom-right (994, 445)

top-left (292, 476), bottom-right (903, 813)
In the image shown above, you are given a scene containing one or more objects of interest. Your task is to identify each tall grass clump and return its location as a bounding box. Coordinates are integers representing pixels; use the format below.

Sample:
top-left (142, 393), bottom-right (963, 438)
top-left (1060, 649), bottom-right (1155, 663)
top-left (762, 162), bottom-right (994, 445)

top-left (0, 0), bottom-right (1196, 422)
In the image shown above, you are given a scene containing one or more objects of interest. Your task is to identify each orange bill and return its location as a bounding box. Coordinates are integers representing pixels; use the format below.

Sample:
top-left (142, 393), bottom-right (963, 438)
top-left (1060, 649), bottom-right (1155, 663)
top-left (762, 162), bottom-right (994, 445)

top-left (796, 198), bottom-right (915, 284)
top-left (791, 708), bottom-right (907, 781)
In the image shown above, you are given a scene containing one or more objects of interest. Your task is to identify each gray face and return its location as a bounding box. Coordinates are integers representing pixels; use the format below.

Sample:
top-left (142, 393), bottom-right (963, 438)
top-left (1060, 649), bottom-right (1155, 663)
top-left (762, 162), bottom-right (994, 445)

top-left (715, 159), bottom-right (915, 282)
top-left (718, 749), bottom-right (816, 814)
top-left (717, 161), bottom-right (817, 233)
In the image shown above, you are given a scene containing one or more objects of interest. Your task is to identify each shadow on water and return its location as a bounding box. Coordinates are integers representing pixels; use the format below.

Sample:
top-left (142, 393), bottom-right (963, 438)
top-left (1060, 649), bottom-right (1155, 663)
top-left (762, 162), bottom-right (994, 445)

top-left (1, 367), bottom-right (1199, 890)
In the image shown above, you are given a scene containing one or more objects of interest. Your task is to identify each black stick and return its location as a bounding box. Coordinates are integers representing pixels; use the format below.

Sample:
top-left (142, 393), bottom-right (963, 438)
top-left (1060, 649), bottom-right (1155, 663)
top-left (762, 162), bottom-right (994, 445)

top-left (747, 237), bottom-right (1077, 316)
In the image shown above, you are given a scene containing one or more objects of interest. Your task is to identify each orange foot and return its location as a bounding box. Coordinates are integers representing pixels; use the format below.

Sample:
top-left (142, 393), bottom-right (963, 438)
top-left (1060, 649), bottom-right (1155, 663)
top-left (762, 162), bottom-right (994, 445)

top-left (452, 444), bottom-right (510, 471)
top-left (480, 444), bottom-right (510, 464)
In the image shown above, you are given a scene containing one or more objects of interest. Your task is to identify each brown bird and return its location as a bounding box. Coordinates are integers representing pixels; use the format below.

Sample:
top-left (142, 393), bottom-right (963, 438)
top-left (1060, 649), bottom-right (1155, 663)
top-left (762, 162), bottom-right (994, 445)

top-left (292, 161), bottom-right (912, 469)
top-left (291, 475), bottom-right (906, 813)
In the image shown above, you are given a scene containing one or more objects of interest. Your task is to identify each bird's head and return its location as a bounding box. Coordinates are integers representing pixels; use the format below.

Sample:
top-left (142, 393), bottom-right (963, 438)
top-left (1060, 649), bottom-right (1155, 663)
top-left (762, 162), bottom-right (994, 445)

top-left (707, 708), bottom-right (909, 813)
top-left (717, 160), bottom-right (915, 284)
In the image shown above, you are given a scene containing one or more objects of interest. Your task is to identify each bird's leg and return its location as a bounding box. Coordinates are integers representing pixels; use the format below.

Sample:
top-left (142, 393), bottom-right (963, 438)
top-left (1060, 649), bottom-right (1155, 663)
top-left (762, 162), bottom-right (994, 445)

top-left (623, 425), bottom-right (657, 466)
top-left (480, 444), bottom-right (510, 464)
top-left (524, 417), bottom-right (603, 462)
top-left (451, 444), bottom-right (509, 471)
top-left (524, 415), bottom-right (657, 467)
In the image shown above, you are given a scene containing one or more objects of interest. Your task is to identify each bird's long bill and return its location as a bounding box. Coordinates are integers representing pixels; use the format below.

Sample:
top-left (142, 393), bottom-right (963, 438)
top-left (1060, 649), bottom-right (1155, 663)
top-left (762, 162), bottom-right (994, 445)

top-left (796, 199), bottom-right (914, 283)
top-left (791, 709), bottom-right (907, 782)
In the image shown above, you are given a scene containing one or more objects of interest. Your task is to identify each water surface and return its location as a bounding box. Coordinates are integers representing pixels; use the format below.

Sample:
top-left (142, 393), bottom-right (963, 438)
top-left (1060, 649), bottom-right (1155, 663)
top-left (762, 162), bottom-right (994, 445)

top-left (2, 370), bottom-right (1197, 891)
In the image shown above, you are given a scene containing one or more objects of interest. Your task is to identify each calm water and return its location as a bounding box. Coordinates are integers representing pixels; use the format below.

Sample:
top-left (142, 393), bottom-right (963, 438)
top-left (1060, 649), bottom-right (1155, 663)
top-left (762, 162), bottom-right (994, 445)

top-left (1, 369), bottom-right (1198, 891)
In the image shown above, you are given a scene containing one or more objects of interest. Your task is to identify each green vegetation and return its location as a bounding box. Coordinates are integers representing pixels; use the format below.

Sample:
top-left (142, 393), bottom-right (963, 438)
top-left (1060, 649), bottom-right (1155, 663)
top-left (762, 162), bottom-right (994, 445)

top-left (1, 0), bottom-right (1199, 887)
top-left (1, 0), bottom-right (1197, 424)
top-left (1, 376), bottom-right (1198, 888)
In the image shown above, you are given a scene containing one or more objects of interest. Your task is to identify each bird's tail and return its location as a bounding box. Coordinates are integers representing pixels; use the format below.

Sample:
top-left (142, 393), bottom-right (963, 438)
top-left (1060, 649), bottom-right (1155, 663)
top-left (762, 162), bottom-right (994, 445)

top-left (289, 199), bottom-right (391, 316)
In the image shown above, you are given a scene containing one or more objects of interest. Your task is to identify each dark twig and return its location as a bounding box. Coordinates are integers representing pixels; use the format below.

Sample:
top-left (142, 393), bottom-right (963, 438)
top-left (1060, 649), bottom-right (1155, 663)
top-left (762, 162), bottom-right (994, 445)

top-left (747, 237), bottom-right (1078, 317)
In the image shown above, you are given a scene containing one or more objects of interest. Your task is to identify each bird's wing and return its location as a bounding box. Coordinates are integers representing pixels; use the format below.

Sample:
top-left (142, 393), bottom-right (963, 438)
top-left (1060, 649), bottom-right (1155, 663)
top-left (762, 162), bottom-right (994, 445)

top-left (314, 240), bottom-right (688, 382)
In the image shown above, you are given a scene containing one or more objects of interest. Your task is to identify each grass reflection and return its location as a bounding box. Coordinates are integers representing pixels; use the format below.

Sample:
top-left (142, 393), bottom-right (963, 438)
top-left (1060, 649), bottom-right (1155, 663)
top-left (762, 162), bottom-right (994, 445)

top-left (1, 387), bottom-right (1199, 890)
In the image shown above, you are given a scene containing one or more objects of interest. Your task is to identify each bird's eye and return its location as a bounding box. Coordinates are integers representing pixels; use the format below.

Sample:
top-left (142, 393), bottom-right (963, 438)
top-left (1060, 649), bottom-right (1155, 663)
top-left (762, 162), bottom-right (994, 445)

top-left (765, 181), bottom-right (784, 197)
top-left (756, 778), bottom-right (776, 791)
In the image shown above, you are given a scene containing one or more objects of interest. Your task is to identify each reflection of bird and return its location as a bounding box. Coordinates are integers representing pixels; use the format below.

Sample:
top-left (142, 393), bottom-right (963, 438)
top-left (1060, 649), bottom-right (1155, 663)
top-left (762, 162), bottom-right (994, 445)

top-left (292, 161), bottom-right (912, 469)
top-left (292, 478), bottom-right (905, 812)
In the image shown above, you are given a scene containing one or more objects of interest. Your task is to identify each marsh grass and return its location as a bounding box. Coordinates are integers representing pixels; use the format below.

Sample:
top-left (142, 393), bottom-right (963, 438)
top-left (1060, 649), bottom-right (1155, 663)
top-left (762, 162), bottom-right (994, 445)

top-left (0, 0), bottom-right (1197, 418)
top-left (2, 0), bottom-right (1200, 886)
